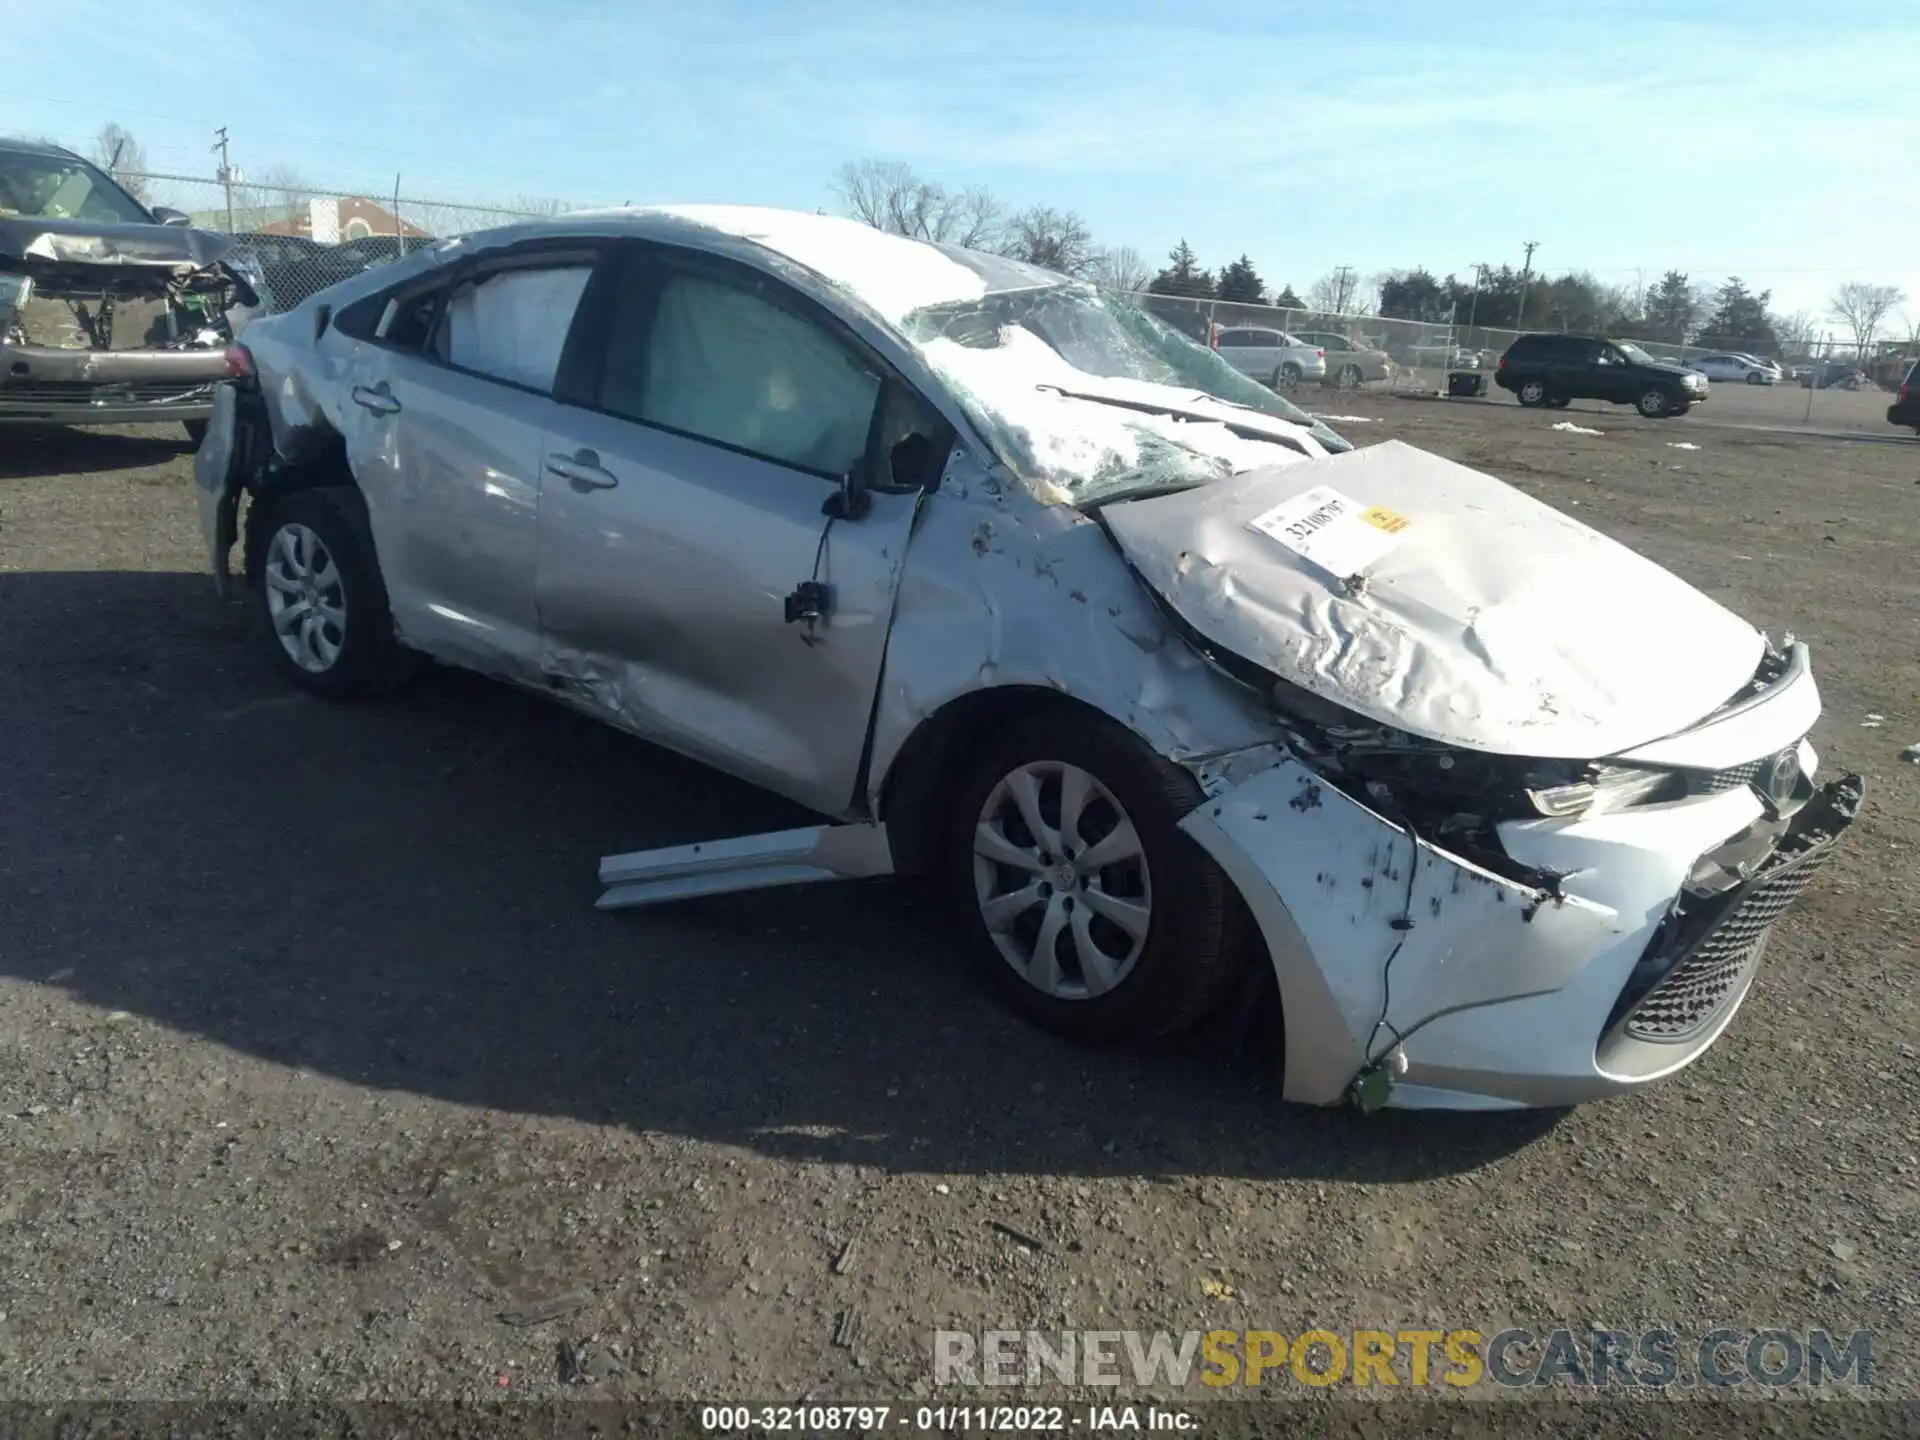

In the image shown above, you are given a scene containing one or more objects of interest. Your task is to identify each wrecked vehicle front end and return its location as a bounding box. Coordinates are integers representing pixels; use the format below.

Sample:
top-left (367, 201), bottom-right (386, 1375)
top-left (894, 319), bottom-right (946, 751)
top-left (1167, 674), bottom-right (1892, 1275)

top-left (1097, 443), bottom-right (1862, 1109)
top-left (0, 216), bottom-right (260, 430)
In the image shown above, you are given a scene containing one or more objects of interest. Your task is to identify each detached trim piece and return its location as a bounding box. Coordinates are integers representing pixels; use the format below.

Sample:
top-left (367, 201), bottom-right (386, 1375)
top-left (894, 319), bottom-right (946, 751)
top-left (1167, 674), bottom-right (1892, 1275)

top-left (596, 823), bottom-right (894, 910)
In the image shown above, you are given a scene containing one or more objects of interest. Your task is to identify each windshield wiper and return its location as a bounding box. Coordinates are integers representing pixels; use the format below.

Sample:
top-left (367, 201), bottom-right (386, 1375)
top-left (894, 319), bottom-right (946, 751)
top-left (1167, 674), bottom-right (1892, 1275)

top-left (1032, 384), bottom-right (1315, 451)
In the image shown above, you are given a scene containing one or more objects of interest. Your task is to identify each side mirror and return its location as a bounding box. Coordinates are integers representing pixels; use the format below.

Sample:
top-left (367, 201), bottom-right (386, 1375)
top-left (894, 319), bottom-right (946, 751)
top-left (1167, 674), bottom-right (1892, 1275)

top-left (151, 207), bottom-right (191, 227)
top-left (890, 432), bottom-right (933, 489)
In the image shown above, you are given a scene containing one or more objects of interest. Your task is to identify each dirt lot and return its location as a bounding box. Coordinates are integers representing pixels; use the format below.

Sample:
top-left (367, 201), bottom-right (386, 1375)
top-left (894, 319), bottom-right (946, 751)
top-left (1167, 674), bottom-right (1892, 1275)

top-left (1, 397), bottom-right (1916, 1418)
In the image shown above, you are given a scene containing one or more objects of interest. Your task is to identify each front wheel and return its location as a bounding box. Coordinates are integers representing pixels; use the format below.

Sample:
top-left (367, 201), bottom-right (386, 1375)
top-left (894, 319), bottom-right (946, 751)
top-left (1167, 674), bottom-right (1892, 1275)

top-left (1637, 387), bottom-right (1675, 417)
top-left (1745, 372), bottom-right (1765, 385)
top-left (255, 491), bottom-right (418, 698)
top-left (944, 711), bottom-right (1247, 1041)
top-left (1276, 363), bottom-right (1302, 391)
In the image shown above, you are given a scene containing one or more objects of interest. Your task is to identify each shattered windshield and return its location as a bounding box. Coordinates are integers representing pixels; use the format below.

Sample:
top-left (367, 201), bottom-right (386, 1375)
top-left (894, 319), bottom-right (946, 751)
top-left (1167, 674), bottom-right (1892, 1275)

top-left (0, 149), bottom-right (153, 226)
top-left (896, 275), bottom-right (1350, 503)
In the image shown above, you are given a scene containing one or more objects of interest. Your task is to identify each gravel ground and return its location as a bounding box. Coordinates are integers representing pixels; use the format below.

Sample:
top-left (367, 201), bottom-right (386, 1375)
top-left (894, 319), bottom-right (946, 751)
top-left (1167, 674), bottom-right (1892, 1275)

top-left (0, 398), bottom-right (1915, 1422)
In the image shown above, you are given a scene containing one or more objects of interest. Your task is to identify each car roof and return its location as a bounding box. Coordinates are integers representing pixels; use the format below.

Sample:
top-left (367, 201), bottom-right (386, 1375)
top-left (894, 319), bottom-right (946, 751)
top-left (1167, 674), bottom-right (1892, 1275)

top-left (0, 136), bottom-right (84, 161)
top-left (489, 204), bottom-right (1065, 325)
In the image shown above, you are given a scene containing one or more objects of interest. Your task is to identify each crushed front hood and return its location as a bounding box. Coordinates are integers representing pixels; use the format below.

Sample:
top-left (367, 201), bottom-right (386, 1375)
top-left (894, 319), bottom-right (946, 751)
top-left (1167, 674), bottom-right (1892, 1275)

top-left (0, 215), bottom-right (237, 273)
top-left (1100, 439), bottom-right (1764, 759)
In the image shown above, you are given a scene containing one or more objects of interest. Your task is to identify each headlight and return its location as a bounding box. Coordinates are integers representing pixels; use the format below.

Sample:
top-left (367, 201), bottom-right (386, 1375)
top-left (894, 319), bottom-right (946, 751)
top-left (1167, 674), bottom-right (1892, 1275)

top-left (1526, 764), bottom-right (1677, 818)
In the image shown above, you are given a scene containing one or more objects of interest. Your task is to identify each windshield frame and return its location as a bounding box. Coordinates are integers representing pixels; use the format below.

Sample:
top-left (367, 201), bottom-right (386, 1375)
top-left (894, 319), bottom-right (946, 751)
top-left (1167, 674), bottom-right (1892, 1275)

top-left (0, 146), bottom-right (156, 226)
top-left (895, 277), bottom-right (1349, 502)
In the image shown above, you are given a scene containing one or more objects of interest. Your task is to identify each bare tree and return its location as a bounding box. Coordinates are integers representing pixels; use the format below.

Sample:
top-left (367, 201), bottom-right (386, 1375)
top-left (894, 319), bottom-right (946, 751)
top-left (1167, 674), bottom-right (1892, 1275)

top-left (1771, 310), bottom-right (1820, 356)
top-left (995, 205), bottom-right (1100, 278)
top-left (90, 122), bottom-right (151, 203)
top-left (833, 159), bottom-right (1003, 249)
top-left (1307, 268), bottom-right (1364, 316)
top-left (1828, 281), bottom-right (1905, 358)
top-left (1092, 245), bottom-right (1151, 294)
top-left (233, 165), bottom-right (317, 228)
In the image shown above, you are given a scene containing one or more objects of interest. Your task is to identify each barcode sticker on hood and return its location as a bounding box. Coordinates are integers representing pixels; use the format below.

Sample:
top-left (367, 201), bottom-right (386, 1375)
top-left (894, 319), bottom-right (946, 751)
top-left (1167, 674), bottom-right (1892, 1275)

top-left (1247, 485), bottom-right (1410, 577)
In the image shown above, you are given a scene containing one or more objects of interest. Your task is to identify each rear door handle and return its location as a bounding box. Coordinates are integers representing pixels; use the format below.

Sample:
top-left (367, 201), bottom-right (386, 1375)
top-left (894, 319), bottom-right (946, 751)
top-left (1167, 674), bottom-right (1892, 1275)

top-left (350, 383), bottom-right (401, 416)
top-left (546, 450), bottom-right (618, 491)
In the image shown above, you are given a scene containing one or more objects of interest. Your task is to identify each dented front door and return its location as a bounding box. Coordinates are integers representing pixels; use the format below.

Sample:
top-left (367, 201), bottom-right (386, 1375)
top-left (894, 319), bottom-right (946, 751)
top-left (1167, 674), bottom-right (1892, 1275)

top-left (533, 246), bottom-right (920, 817)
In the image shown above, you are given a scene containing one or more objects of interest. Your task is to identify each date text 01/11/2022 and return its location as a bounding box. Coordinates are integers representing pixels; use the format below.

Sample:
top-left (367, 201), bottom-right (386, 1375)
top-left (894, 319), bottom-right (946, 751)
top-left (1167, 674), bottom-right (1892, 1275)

top-left (698, 1403), bottom-right (1198, 1431)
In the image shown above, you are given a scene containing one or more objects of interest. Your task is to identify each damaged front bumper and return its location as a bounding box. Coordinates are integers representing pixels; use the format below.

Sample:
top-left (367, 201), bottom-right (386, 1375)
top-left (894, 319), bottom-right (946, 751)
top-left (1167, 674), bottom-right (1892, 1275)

top-left (0, 340), bottom-right (227, 424)
top-left (1180, 749), bottom-right (1862, 1110)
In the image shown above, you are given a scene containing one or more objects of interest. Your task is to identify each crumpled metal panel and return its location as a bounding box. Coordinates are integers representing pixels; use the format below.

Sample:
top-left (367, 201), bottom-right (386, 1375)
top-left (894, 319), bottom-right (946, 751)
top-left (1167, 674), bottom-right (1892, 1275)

top-left (863, 446), bottom-right (1281, 811)
top-left (1100, 438), bottom-right (1766, 760)
top-left (0, 215), bottom-right (238, 272)
top-left (1180, 752), bottom-right (1616, 1105)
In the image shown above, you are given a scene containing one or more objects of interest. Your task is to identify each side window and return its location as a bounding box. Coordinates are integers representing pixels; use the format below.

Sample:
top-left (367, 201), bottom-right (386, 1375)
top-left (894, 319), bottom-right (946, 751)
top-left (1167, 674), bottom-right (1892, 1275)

top-left (1215, 330), bottom-right (1247, 349)
top-left (333, 274), bottom-right (450, 346)
top-left (433, 264), bottom-right (593, 393)
top-left (614, 268), bottom-right (883, 478)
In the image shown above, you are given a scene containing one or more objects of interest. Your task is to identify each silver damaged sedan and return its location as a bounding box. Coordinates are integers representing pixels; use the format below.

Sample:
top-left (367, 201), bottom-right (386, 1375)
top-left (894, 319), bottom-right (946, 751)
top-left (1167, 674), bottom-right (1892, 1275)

top-left (194, 206), bottom-right (1861, 1111)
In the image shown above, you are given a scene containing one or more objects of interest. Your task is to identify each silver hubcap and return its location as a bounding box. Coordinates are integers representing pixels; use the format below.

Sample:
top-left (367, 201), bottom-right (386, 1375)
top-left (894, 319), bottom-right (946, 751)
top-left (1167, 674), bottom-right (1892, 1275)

top-left (264, 522), bottom-right (347, 673)
top-left (1641, 391), bottom-right (1664, 414)
top-left (1521, 381), bottom-right (1543, 402)
top-left (972, 761), bottom-right (1152, 1001)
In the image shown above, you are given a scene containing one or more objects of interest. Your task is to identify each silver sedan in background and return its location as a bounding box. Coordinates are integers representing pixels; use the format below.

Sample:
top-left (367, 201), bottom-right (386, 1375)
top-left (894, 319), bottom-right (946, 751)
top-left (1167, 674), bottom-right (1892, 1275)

top-left (194, 207), bottom-right (1859, 1112)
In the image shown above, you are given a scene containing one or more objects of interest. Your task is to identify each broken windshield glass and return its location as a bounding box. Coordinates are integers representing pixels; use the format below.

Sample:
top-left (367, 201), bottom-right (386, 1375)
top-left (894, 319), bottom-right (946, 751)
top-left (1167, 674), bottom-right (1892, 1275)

top-left (897, 281), bottom-right (1349, 503)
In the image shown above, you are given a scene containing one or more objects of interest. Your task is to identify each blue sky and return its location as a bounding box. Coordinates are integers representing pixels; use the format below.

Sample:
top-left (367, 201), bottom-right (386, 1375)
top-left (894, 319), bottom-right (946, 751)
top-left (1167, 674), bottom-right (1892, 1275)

top-left (6, 0), bottom-right (1915, 325)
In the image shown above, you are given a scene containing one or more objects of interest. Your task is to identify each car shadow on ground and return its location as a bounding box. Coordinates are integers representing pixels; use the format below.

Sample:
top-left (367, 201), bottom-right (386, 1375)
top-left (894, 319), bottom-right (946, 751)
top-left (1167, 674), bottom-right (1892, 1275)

top-left (0, 425), bottom-right (195, 480)
top-left (0, 569), bottom-right (1564, 1185)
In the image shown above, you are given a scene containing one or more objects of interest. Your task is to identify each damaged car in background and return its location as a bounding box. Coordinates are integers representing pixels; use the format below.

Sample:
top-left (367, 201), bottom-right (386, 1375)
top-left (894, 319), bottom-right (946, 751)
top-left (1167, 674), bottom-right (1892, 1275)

top-left (193, 206), bottom-right (1862, 1112)
top-left (0, 137), bottom-right (262, 441)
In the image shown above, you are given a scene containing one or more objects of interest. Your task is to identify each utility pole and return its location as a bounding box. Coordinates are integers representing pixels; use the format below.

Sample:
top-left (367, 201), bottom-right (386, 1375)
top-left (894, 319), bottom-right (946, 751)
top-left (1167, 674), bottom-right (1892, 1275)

top-left (213, 126), bottom-right (236, 234)
top-left (1515, 240), bottom-right (1539, 331)
top-left (1465, 262), bottom-right (1489, 336)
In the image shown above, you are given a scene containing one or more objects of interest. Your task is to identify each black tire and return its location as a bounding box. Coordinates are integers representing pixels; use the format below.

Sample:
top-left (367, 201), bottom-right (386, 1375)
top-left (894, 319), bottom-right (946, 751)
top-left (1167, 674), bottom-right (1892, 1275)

top-left (254, 489), bottom-right (417, 698)
top-left (183, 419), bottom-right (209, 446)
top-left (1745, 371), bottom-right (1765, 385)
top-left (1637, 387), bottom-right (1675, 418)
top-left (1276, 363), bottom-right (1302, 391)
top-left (1336, 363), bottom-right (1363, 390)
top-left (942, 710), bottom-right (1248, 1042)
top-left (1516, 377), bottom-right (1550, 407)
top-left (1548, 396), bottom-right (1572, 409)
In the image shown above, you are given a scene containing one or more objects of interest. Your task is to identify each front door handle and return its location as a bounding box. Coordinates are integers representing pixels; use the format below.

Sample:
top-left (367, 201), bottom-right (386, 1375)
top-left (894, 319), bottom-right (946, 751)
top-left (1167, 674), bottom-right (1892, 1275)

top-left (350, 383), bottom-right (401, 416)
top-left (546, 450), bottom-right (619, 491)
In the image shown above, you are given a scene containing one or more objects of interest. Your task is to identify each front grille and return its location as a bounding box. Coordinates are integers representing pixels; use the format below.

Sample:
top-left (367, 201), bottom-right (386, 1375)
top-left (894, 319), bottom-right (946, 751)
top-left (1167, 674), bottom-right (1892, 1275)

top-left (1622, 848), bottom-right (1834, 1040)
top-left (1612, 778), bottom-right (1859, 1045)
top-left (1694, 758), bottom-right (1764, 794)
top-left (0, 379), bottom-right (216, 407)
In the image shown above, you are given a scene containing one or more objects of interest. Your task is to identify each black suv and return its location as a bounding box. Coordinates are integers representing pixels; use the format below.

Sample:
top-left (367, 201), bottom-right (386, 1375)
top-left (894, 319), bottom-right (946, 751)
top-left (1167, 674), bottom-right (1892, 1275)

top-left (1494, 333), bottom-right (1709, 418)
top-left (1890, 360), bottom-right (1920, 435)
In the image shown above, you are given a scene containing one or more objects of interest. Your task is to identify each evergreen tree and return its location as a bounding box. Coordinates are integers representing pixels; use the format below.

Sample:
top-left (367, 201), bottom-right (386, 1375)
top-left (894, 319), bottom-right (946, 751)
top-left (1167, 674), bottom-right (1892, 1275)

top-left (1642, 270), bottom-right (1699, 344)
top-left (1147, 240), bottom-right (1215, 300)
top-left (1216, 254), bottom-right (1266, 305)
top-left (1694, 277), bottom-right (1779, 352)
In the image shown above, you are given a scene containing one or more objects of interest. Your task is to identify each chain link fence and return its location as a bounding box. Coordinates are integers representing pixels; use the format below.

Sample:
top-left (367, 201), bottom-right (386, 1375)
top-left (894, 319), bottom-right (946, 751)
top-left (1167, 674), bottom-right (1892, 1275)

top-left (126, 171), bottom-right (566, 315)
top-left (1115, 289), bottom-right (1917, 423)
top-left (124, 170), bottom-right (1916, 424)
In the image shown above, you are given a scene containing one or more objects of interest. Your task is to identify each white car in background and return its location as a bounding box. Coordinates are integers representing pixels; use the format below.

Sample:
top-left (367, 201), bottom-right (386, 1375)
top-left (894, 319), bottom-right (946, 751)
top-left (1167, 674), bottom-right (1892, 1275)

top-left (1210, 325), bottom-right (1327, 390)
top-left (1688, 353), bottom-right (1777, 385)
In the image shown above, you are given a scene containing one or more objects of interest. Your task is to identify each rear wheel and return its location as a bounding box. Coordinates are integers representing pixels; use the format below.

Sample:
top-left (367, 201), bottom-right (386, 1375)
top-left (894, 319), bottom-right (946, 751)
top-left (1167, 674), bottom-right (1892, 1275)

top-left (1517, 378), bottom-right (1550, 407)
top-left (943, 711), bottom-right (1247, 1042)
top-left (1547, 396), bottom-right (1572, 409)
top-left (183, 419), bottom-right (209, 446)
top-left (1335, 363), bottom-right (1363, 389)
top-left (255, 491), bottom-right (418, 698)
top-left (1637, 387), bottom-right (1676, 418)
